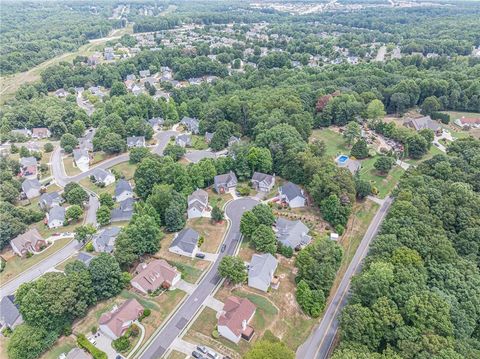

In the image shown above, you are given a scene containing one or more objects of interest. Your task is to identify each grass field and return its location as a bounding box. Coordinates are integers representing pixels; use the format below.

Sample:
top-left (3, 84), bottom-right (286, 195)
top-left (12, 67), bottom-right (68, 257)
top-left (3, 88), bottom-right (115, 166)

top-left (167, 350), bottom-right (187, 359)
top-left (63, 155), bottom-right (82, 176)
top-left (188, 217), bottom-right (227, 253)
top-left (310, 128), bottom-right (349, 158)
top-left (110, 162), bottom-right (137, 180)
top-left (79, 177), bottom-right (115, 196)
top-left (40, 337), bottom-right (76, 359)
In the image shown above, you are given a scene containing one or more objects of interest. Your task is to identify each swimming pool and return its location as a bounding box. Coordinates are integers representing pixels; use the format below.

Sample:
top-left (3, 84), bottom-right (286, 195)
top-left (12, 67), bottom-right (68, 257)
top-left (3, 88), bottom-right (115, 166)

top-left (337, 155), bottom-right (349, 164)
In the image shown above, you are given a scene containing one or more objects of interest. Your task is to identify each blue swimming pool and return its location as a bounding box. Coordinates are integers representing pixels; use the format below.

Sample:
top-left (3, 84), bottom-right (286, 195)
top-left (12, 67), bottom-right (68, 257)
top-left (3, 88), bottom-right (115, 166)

top-left (337, 155), bottom-right (349, 164)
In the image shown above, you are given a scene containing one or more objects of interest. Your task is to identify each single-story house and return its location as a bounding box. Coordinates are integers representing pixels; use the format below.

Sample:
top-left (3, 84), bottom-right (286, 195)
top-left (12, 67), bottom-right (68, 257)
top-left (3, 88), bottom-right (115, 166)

top-left (248, 253), bottom-right (278, 292)
top-left (180, 117), bottom-right (200, 134)
top-left (22, 178), bottom-right (42, 199)
top-left (127, 136), bottom-right (146, 148)
top-left (175, 134), bottom-right (191, 148)
top-left (76, 252), bottom-right (94, 266)
top-left (404, 116), bottom-right (441, 135)
top-left (0, 295), bottom-right (23, 330)
top-left (218, 296), bottom-right (256, 343)
top-left (19, 156), bottom-right (38, 179)
top-left (111, 198), bottom-right (135, 222)
top-left (274, 218), bottom-right (311, 249)
top-left (65, 348), bottom-right (92, 359)
top-left (99, 299), bottom-right (144, 340)
top-left (205, 132), bottom-right (214, 144)
top-left (32, 127), bottom-right (51, 139)
top-left (73, 149), bottom-right (90, 172)
top-left (10, 228), bottom-right (46, 257)
top-left (47, 205), bottom-right (65, 229)
top-left (39, 191), bottom-right (64, 211)
top-left (115, 179), bottom-right (133, 202)
top-left (92, 227), bottom-right (121, 253)
top-left (251, 172), bottom-right (275, 192)
top-left (214, 171), bottom-right (238, 194)
top-left (187, 188), bottom-right (209, 219)
top-left (55, 88), bottom-right (69, 98)
top-left (131, 259), bottom-right (181, 294)
top-left (169, 228), bottom-right (200, 258)
top-left (278, 182), bottom-right (306, 208)
top-left (91, 168), bottom-right (115, 186)
top-left (454, 117), bottom-right (480, 129)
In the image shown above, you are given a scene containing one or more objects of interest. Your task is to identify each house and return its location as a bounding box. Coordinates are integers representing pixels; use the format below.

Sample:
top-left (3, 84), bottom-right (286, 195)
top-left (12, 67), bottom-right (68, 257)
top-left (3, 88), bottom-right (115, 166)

top-left (228, 136), bottom-right (240, 147)
top-left (175, 134), bottom-right (191, 148)
top-left (87, 55), bottom-right (100, 66)
top-left (39, 191), bottom-right (64, 210)
top-left (404, 116), bottom-right (441, 135)
top-left (91, 168), bottom-right (115, 186)
top-left (0, 295), bottom-right (23, 330)
top-left (47, 205), bottom-right (65, 229)
top-left (88, 86), bottom-right (105, 98)
top-left (180, 117), bottom-right (200, 134)
top-left (55, 88), bottom-right (69, 98)
top-left (127, 136), bottom-right (146, 148)
top-left (31, 127), bottom-right (50, 139)
top-left (130, 259), bottom-right (181, 294)
top-left (22, 178), bottom-right (42, 199)
top-left (73, 149), bottom-right (90, 172)
top-left (187, 189), bottom-right (208, 218)
top-left (115, 179), bottom-right (133, 202)
top-left (214, 171), bottom-right (238, 193)
top-left (65, 348), bottom-right (92, 359)
top-left (76, 252), bottom-right (94, 266)
top-left (148, 117), bottom-right (164, 130)
top-left (19, 156), bottom-right (38, 179)
top-left (251, 172), bottom-right (275, 192)
top-left (169, 228), bottom-right (200, 258)
top-left (139, 70), bottom-right (151, 78)
top-left (218, 296), bottom-right (256, 343)
top-left (205, 132), bottom-right (214, 144)
top-left (11, 128), bottom-right (32, 138)
top-left (92, 227), bottom-right (121, 253)
top-left (274, 218), bottom-right (311, 249)
top-left (126, 74), bottom-right (136, 81)
top-left (335, 155), bottom-right (361, 174)
top-left (248, 253), bottom-right (278, 292)
top-left (454, 117), bottom-right (480, 129)
top-left (10, 228), bottom-right (46, 257)
top-left (99, 299), bottom-right (144, 340)
top-left (111, 198), bottom-right (135, 222)
top-left (278, 182), bottom-right (306, 208)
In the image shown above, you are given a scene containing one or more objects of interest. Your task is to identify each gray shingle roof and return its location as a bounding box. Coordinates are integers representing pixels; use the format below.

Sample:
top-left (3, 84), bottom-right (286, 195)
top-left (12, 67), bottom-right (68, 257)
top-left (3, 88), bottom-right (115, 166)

top-left (0, 295), bottom-right (23, 328)
top-left (93, 227), bottom-right (121, 253)
top-left (76, 252), bottom-right (94, 266)
top-left (170, 228), bottom-right (199, 254)
top-left (39, 191), bottom-right (63, 208)
top-left (22, 178), bottom-right (42, 193)
top-left (115, 179), bottom-right (132, 197)
top-left (127, 136), bottom-right (145, 146)
top-left (92, 168), bottom-right (112, 183)
top-left (73, 149), bottom-right (89, 162)
top-left (279, 182), bottom-right (304, 202)
top-left (275, 218), bottom-right (311, 249)
top-left (111, 198), bottom-right (135, 222)
top-left (248, 253), bottom-right (277, 287)
top-left (214, 171), bottom-right (238, 189)
top-left (252, 172), bottom-right (274, 186)
top-left (49, 205), bottom-right (65, 222)
top-left (20, 156), bottom-right (37, 167)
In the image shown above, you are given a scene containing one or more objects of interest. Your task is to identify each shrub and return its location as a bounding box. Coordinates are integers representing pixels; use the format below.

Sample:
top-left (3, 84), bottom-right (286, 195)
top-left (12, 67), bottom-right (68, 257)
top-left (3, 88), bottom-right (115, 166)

top-left (129, 324), bottom-right (140, 337)
top-left (139, 308), bottom-right (151, 321)
top-left (237, 184), bottom-right (251, 196)
top-left (212, 329), bottom-right (220, 339)
top-left (335, 224), bottom-right (345, 236)
top-left (85, 242), bottom-right (94, 252)
top-left (278, 243), bottom-right (293, 258)
top-left (91, 326), bottom-right (97, 334)
top-left (77, 334), bottom-right (108, 359)
top-left (198, 236), bottom-right (205, 247)
top-left (112, 336), bottom-right (131, 353)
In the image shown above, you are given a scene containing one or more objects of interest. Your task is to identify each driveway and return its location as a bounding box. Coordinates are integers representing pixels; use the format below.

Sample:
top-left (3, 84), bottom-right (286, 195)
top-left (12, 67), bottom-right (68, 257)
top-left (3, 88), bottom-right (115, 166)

top-left (184, 150), bottom-right (216, 163)
top-left (137, 197), bottom-right (258, 359)
top-left (92, 332), bottom-right (118, 359)
top-left (204, 295), bottom-right (223, 313)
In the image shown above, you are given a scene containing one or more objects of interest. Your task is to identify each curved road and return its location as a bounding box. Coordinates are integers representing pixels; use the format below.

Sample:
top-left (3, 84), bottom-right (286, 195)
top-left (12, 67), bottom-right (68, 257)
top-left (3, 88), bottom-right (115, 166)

top-left (137, 197), bottom-right (258, 359)
top-left (297, 197), bottom-right (394, 359)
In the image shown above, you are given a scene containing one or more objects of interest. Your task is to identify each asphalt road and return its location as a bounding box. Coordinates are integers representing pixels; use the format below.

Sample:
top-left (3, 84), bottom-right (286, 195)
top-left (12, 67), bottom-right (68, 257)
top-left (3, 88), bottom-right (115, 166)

top-left (296, 197), bottom-right (394, 359)
top-left (137, 197), bottom-right (258, 359)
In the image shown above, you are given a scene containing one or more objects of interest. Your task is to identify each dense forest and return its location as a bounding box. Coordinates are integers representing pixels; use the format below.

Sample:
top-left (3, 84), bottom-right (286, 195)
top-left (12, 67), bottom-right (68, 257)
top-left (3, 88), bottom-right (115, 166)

top-left (333, 138), bottom-right (480, 359)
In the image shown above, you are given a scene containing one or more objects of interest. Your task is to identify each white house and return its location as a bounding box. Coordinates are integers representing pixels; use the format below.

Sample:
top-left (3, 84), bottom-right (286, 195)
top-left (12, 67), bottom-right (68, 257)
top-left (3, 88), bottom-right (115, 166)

top-left (248, 253), bottom-right (278, 292)
top-left (91, 169), bottom-right (115, 186)
top-left (169, 228), bottom-right (200, 258)
top-left (115, 179), bottom-right (133, 202)
top-left (73, 149), bottom-right (90, 172)
top-left (47, 205), bottom-right (65, 229)
top-left (218, 296), bottom-right (256, 343)
top-left (187, 189), bottom-right (208, 218)
top-left (278, 182), bottom-right (306, 208)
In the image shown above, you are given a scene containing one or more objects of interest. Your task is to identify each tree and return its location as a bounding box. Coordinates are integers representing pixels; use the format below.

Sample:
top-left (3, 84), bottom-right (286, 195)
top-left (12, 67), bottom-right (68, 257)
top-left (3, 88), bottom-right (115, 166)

top-left (71, 120), bottom-right (86, 138)
top-left (102, 132), bottom-right (126, 154)
top-left (252, 204), bottom-right (276, 226)
top-left (7, 324), bottom-right (58, 359)
top-left (366, 99), bottom-right (386, 121)
top-left (63, 183), bottom-right (88, 206)
top-left (355, 178), bottom-right (372, 199)
top-left (244, 339), bottom-right (295, 359)
top-left (320, 194), bottom-right (351, 227)
top-left (19, 146), bottom-right (30, 157)
top-left (350, 139), bottom-right (369, 159)
top-left (240, 210), bottom-right (259, 238)
top-left (165, 203), bottom-right (185, 232)
top-left (374, 156), bottom-right (395, 175)
top-left (129, 147), bottom-right (150, 164)
top-left (60, 133), bottom-right (78, 153)
top-left (66, 205), bottom-right (83, 222)
top-left (96, 205), bottom-right (111, 226)
top-left (251, 225), bottom-right (277, 254)
top-left (218, 256), bottom-right (247, 284)
top-left (296, 280), bottom-right (325, 317)
top-left (99, 193), bottom-right (114, 208)
top-left (43, 143), bottom-right (54, 152)
top-left (110, 81), bottom-right (127, 97)
top-left (421, 96), bottom-right (441, 116)
top-left (211, 205), bottom-right (224, 222)
top-left (74, 224), bottom-right (96, 242)
top-left (390, 93), bottom-right (410, 115)
top-left (343, 122), bottom-right (361, 146)
top-left (163, 143), bottom-right (186, 161)
top-left (89, 253), bottom-right (123, 300)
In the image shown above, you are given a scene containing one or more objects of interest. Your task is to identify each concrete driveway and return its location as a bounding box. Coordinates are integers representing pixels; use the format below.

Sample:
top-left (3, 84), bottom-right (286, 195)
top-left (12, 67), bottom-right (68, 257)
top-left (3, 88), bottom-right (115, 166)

top-left (92, 332), bottom-right (118, 359)
top-left (184, 150), bottom-right (216, 163)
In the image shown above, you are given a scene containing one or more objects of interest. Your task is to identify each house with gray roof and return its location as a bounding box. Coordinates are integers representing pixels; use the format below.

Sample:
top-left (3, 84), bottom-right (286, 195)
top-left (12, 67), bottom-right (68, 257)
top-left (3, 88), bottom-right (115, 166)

top-left (20, 156), bottom-right (38, 179)
top-left (73, 149), bottom-right (90, 172)
top-left (205, 132), bottom-right (214, 144)
top-left (115, 179), bottom-right (133, 202)
top-left (0, 295), bottom-right (23, 330)
top-left (11, 128), bottom-right (32, 138)
top-left (22, 178), bottom-right (42, 199)
top-left (127, 136), bottom-right (146, 148)
top-left (274, 218), bottom-right (311, 249)
top-left (251, 172), bottom-right (275, 192)
top-left (180, 117), bottom-right (200, 134)
top-left (248, 253), bottom-right (278, 292)
top-left (91, 168), bottom-right (115, 186)
top-left (77, 252), bottom-right (94, 266)
top-left (169, 228), bottom-right (200, 258)
top-left (111, 198), bottom-right (135, 222)
top-left (228, 136), bottom-right (240, 147)
top-left (39, 191), bottom-right (64, 211)
top-left (92, 227), bottom-right (121, 253)
top-left (188, 189), bottom-right (209, 219)
top-left (47, 205), bottom-right (65, 229)
top-left (278, 182), bottom-right (306, 208)
top-left (214, 171), bottom-right (238, 194)
top-left (148, 117), bottom-right (164, 130)
top-left (126, 74), bottom-right (136, 81)
top-left (139, 70), bottom-right (151, 78)
top-left (404, 116), bottom-right (441, 134)
top-left (175, 133), bottom-right (191, 148)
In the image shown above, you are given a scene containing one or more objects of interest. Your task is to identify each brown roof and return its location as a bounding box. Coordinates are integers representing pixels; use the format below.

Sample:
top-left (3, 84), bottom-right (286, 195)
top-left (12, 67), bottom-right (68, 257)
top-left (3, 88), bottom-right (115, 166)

top-left (459, 117), bottom-right (480, 124)
top-left (32, 127), bottom-right (49, 136)
top-left (131, 259), bottom-right (179, 293)
top-left (11, 228), bottom-right (44, 254)
top-left (218, 296), bottom-right (256, 337)
top-left (99, 299), bottom-right (143, 338)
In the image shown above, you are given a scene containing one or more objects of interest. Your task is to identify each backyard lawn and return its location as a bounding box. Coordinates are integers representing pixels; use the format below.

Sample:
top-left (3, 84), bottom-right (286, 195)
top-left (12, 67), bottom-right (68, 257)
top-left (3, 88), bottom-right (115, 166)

top-left (40, 337), bottom-right (77, 359)
top-left (359, 156), bottom-right (405, 198)
top-left (79, 177), bottom-right (115, 196)
top-left (207, 189), bottom-right (232, 209)
top-left (310, 128), bottom-right (348, 158)
top-left (110, 162), bottom-right (137, 180)
top-left (167, 350), bottom-right (187, 359)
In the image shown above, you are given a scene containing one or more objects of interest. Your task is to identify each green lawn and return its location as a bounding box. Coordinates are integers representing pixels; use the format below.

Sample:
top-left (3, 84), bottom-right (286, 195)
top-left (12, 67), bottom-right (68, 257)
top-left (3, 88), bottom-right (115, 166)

top-left (41, 337), bottom-right (76, 359)
top-left (169, 261), bottom-right (203, 283)
top-left (405, 144), bottom-right (444, 166)
top-left (63, 155), bottom-right (82, 176)
top-left (359, 156), bottom-right (405, 198)
top-left (191, 135), bottom-right (209, 150)
top-left (310, 129), bottom-right (349, 158)
top-left (79, 177), bottom-right (115, 196)
top-left (110, 162), bottom-right (137, 180)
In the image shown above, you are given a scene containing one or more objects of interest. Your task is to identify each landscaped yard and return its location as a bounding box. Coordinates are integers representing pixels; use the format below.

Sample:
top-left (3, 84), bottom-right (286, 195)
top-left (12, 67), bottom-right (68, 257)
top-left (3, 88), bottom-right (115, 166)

top-left (310, 128), bottom-right (348, 158)
top-left (0, 237), bottom-right (72, 283)
top-left (191, 135), bottom-right (209, 150)
top-left (63, 155), bottom-right (82, 176)
top-left (110, 162), bottom-right (137, 180)
top-left (359, 156), bottom-right (405, 198)
top-left (79, 177), bottom-right (115, 196)
top-left (207, 189), bottom-right (232, 209)
top-left (40, 336), bottom-right (77, 359)
top-left (188, 217), bottom-right (227, 253)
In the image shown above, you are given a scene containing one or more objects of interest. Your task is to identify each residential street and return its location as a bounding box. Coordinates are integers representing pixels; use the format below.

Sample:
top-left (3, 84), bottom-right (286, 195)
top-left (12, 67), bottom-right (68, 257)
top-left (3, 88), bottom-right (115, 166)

top-left (296, 196), bottom-right (394, 359)
top-left (137, 197), bottom-right (258, 359)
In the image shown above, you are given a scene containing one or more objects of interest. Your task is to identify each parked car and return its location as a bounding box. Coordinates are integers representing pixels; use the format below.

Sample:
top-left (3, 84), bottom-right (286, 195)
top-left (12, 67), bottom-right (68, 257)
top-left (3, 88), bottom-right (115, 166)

top-left (192, 351), bottom-right (203, 359)
top-left (195, 253), bottom-right (206, 259)
top-left (197, 346), bottom-right (207, 354)
top-left (221, 244), bottom-right (226, 252)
